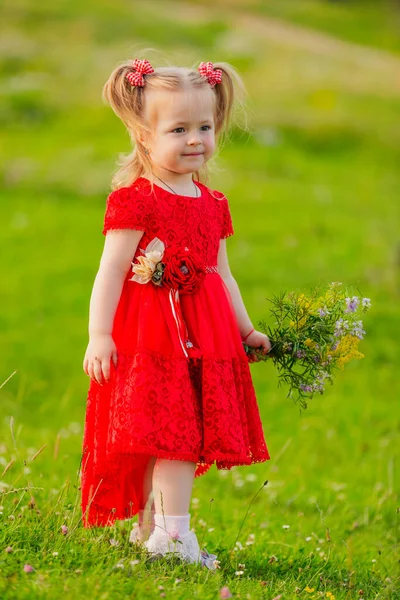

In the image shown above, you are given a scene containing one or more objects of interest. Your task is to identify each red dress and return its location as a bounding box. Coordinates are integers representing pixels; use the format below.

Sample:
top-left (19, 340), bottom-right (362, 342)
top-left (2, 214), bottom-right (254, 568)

top-left (80, 177), bottom-right (270, 527)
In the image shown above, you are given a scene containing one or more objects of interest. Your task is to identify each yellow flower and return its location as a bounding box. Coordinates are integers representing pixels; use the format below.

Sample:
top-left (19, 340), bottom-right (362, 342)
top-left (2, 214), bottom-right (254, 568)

top-left (304, 338), bottom-right (317, 349)
top-left (305, 586), bottom-right (315, 593)
top-left (330, 335), bottom-right (364, 370)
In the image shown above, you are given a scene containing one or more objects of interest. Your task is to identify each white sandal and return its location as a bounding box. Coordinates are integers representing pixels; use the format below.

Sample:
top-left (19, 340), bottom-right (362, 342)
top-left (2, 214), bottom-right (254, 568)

top-left (144, 527), bottom-right (219, 569)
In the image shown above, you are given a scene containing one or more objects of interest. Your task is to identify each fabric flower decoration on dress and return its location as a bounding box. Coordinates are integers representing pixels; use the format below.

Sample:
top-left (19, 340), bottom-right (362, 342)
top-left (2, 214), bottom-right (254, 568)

top-left (198, 62), bottom-right (223, 87)
top-left (130, 237), bottom-right (205, 360)
top-left (130, 237), bottom-right (205, 294)
top-left (125, 58), bottom-right (155, 87)
top-left (130, 237), bottom-right (165, 285)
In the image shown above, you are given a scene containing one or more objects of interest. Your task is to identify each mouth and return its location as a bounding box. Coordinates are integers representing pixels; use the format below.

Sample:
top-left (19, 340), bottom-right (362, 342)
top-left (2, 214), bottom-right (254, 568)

top-left (182, 152), bottom-right (204, 156)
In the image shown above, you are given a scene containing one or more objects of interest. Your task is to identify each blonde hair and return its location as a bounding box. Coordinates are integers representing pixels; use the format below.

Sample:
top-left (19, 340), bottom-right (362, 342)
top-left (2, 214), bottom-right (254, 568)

top-left (102, 59), bottom-right (247, 190)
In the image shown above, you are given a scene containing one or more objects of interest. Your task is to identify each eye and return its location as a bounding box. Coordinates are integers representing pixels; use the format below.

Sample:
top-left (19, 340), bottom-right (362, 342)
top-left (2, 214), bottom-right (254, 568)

top-left (201, 125), bottom-right (212, 131)
top-left (173, 127), bottom-right (185, 133)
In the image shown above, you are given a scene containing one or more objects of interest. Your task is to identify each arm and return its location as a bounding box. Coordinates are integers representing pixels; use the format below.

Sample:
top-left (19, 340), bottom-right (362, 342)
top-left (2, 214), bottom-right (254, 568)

top-left (83, 229), bottom-right (144, 384)
top-left (217, 238), bottom-right (253, 338)
top-left (217, 239), bottom-right (271, 358)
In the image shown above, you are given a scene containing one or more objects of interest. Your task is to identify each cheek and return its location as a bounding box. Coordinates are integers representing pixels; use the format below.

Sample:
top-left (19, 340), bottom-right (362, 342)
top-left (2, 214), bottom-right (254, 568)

top-left (206, 134), bottom-right (216, 152)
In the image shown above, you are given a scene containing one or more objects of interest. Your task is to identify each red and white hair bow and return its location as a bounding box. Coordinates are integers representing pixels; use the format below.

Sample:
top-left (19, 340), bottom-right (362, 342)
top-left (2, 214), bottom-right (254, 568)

top-left (126, 59), bottom-right (155, 87)
top-left (198, 61), bottom-right (222, 87)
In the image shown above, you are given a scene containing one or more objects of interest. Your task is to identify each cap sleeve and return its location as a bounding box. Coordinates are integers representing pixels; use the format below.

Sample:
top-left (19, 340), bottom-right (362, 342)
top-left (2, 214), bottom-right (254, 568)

top-left (102, 186), bottom-right (151, 235)
top-left (213, 190), bottom-right (235, 239)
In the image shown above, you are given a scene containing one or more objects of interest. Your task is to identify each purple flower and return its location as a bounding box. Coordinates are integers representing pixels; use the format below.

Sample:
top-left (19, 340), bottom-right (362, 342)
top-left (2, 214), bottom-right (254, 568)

top-left (318, 307), bottom-right (329, 317)
top-left (296, 350), bottom-right (306, 359)
top-left (351, 320), bottom-right (366, 339)
top-left (61, 525), bottom-right (68, 535)
top-left (200, 548), bottom-right (219, 570)
top-left (300, 384), bottom-right (313, 393)
top-left (362, 297), bottom-right (371, 311)
top-left (345, 296), bottom-right (360, 313)
top-left (220, 587), bottom-right (233, 599)
top-left (313, 355), bottom-right (320, 362)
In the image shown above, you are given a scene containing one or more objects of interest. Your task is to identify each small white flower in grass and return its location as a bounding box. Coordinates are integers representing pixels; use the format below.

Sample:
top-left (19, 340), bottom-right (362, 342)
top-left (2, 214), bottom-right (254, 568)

top-left (235, 541), bottom-right (243, 550)
top-left (238, 563), bottom-right (246, 568)
top-left (158, 585), bottom-right (164, 590)
top-left (198, 519), bottom-right (206, 527)
top-left (109, 538), bottom-right (119, 546)
top-left (191, 497), bottom-right (200, 505)
top-left (115, 563), bottom-right (124, 569)
top-left (5, 546), bottom-right (13, 553)
top-left (371, 559), bottom-right (376, 563)
top-left (213, 559), bottom-right (221, 569)
top-left (245, 473), bottom-right (257, 482)
top-left (268, 555), bottom-right (278, 563)
top-left (52, 552), bottom-right (58, 557)
top-left (208, 527), bottom-right (214, 532)
top-left (316, 547), bottom-right (321, 551)
top-left (282, 524), bottom-right (290, 529)
top-left (130, 559), bottom-right (140, 566)
top-left (235, 570), bottom-right (244, 576)
top-left (234, 479), bottom-right (244, 488)
top-left (305, 536), bottom-right (312, 542)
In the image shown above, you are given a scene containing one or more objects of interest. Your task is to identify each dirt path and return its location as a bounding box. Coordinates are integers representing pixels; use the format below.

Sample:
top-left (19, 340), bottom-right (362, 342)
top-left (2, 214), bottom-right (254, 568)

top-left (156, 0), bottom-right (400, 97)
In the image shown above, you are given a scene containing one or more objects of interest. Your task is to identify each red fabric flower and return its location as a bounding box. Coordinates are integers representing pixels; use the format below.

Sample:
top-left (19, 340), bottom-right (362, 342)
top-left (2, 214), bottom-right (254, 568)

top-left (162, 246), bottom-right (205, 294)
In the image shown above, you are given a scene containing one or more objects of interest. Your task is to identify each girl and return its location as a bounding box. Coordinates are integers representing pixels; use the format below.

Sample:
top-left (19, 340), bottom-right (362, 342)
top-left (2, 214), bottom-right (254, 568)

top-left (81, 58), bottom-right (271, 567)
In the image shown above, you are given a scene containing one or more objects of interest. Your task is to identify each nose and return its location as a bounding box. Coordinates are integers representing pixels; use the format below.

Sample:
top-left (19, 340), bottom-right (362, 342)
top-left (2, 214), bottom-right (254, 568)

top-left (187, 134), bottom-right (202, 146)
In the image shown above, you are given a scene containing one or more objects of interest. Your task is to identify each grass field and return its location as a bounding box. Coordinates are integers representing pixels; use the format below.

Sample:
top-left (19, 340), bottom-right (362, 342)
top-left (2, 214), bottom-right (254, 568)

top-left (1, 0), bottom-right (399, 598)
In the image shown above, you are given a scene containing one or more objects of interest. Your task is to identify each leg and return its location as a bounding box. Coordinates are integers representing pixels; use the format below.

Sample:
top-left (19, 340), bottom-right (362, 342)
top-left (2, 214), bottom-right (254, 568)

top-left (143, 455), bottom-right (156, 510)
top-left (129, 456), bottom-right (156, 543)
top-left (144, 459), bottom-right (201, 564)
top-left (152, 458), bottom-right (196, 515)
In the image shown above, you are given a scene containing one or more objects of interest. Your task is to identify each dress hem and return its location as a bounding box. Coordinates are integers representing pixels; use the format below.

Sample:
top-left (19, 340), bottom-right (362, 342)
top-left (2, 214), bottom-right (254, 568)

top-left (106, 443), bottom-right (271, 471)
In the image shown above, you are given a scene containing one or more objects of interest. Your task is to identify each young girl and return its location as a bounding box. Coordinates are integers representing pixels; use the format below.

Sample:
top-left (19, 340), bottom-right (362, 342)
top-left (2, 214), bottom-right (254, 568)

top-left (81, 58), bottom-right (271, 567)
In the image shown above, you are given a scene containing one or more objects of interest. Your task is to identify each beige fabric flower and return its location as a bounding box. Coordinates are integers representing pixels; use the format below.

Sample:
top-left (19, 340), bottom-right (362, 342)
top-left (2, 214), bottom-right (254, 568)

top-left (129, 237), bottom-right (165, 284)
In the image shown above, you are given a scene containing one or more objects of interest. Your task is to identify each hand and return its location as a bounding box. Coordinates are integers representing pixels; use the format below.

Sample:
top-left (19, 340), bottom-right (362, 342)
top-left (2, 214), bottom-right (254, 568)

top-left (244, 329), bottom-right (271, 363)
top-left (83, 333), bottom-right (118, 385)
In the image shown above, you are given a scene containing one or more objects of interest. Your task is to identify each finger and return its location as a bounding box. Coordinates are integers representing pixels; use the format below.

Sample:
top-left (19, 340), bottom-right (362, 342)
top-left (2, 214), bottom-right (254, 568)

top-left (102, 359), bottom-right (110, 383)
top-left (87, 361), bottom-right (96, 382)
top-left (83, 358), bottom-right (89, 375)
top-left (93, 360), bottom-right (104, 385)
top-left (112, 351), bottom-right (118, 367)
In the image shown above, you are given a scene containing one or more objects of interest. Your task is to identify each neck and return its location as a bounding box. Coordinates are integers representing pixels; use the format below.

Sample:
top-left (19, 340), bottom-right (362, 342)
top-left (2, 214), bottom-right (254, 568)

top-left (144, 168), bottom-right (197, 194)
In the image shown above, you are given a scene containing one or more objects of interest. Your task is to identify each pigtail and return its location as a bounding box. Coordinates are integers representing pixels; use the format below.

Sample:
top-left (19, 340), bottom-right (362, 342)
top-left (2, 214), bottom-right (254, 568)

top-left (208, 62), bottom-right (248, 144)
top-left (102, 61), bottom-right (154, 188)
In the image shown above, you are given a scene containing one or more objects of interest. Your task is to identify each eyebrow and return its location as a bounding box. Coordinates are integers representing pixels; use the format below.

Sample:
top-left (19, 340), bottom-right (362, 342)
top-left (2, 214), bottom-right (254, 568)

top-left (166, 120), bottom-right (213, 126)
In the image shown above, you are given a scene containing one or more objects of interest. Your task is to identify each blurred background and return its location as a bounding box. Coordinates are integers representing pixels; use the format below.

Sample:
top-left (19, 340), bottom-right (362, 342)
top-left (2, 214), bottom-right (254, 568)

top-left (1, 0), bottom-right (399, 593)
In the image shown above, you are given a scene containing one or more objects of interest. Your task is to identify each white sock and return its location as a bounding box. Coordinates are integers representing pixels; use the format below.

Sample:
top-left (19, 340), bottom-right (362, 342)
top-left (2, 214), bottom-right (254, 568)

top-left (154, 513), bottom-right (190, 538)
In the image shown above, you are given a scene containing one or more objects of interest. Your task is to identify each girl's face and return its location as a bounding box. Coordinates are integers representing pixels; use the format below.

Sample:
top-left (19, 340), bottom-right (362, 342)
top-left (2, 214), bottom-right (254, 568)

top-left (142, 87), bottom-right (216, 175)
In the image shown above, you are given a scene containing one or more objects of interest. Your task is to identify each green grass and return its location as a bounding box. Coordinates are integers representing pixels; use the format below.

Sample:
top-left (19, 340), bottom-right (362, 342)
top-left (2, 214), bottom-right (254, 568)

top-left (1, 0), bottom-right (399, 598)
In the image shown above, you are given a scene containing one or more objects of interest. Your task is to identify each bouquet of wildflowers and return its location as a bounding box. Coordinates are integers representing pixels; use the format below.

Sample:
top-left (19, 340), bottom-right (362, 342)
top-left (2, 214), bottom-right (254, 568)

top-left (244, 283), bottom-right (371, 409)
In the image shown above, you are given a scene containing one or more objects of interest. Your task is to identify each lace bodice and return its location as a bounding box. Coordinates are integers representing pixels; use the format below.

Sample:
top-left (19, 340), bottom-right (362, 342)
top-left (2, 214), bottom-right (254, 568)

top-left (102, 177), bottom-right (234, 267)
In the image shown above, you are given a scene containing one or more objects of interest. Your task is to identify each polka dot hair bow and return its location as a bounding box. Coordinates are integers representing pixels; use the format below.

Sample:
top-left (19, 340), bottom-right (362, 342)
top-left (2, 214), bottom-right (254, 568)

top-left (198, 61), bottom-right (222, 88)
top-left (126, 59), bottom-right (155, 87)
